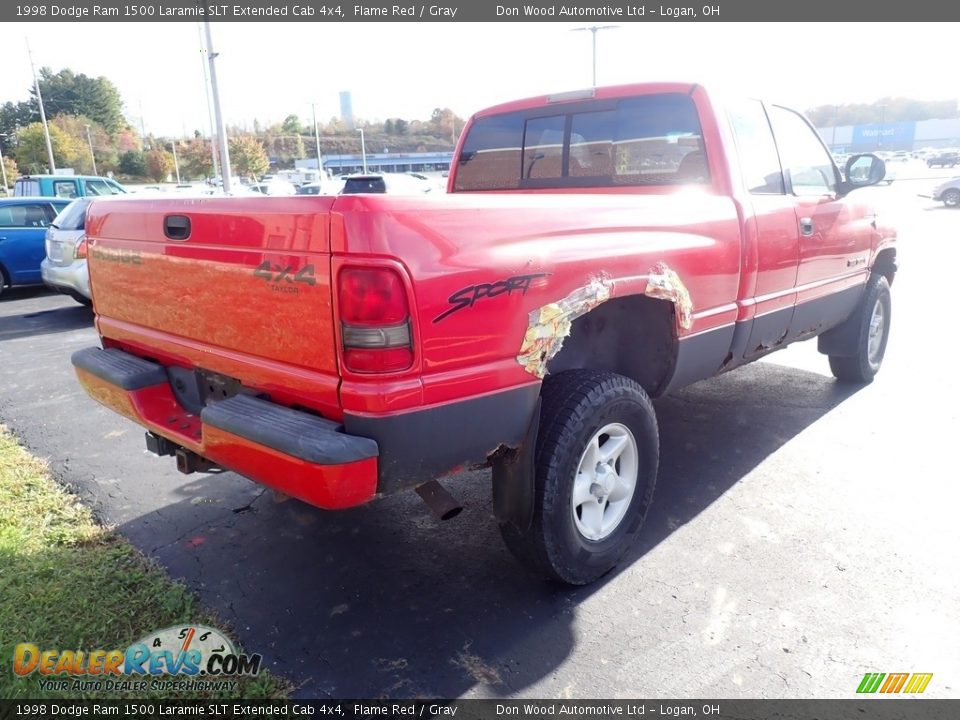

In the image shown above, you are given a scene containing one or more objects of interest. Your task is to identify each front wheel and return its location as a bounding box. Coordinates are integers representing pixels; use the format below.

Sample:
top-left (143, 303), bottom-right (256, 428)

top-left (500, 370), bottom-right (659, 585)
top-left (942, 189), bottom-right (960, 208)
top-left (828, 274), bottom-right (892, 383)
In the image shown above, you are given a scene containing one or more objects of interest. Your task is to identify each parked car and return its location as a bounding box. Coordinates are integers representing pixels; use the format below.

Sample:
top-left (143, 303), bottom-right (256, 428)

top-left (41, 197), bottom-right (93, 305)
top-left (0, 197), bottom-right (71, 297)
top-left (931, 177), bottom-right (960, 207)
top-left (296, 178), bottom-right (346, 195)
top-left (926, 152), bottom-right (960, 168)
top-left (248, 181), bottom-right (297, 196)
top-left (340, 172), bottom-right (435, 195)
top-left (13, 174), bottom-right (126, 199)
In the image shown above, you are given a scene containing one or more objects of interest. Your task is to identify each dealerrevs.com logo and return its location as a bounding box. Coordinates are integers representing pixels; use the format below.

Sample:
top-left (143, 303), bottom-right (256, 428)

top-left (12, 625), bottom-right (262, 693)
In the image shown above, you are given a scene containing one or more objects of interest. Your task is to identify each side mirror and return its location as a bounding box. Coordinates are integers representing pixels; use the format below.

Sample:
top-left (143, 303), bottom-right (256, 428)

top-left (843, 154), bottom-right (886, 192)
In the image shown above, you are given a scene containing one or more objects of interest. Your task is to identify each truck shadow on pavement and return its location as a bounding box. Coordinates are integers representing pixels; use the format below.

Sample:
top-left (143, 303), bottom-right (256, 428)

top-left (116, 361), bottom-right (862, 699)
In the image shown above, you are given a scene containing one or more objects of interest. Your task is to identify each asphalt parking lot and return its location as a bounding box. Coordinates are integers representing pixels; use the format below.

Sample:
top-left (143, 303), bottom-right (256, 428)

top-left (1, 170), bottom-right (958, 699)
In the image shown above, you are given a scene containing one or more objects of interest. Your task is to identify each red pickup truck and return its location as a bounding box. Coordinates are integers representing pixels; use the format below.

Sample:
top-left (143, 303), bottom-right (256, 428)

top-left (72, 83), bottom-right (896, 585)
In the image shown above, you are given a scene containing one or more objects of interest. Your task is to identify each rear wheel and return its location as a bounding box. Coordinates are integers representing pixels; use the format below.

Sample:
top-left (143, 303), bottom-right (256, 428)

top-left (500, 370), bottom-right (659, 585)
top-left (828, 274), bottom-right (892, 383)
top-left (942, 189), bottom-right (960, 208)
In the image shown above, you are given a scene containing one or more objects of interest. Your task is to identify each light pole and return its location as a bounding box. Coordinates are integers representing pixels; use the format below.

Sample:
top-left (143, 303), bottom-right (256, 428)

top-left (311, 102), bottom-right (323, 175)
top-left (203, 14), bottom-right (232, 192)
top-left (197, 23), bottom-right (219, 181)
top-left (85, 125), bottom-right (98, 176)
top-left (0, 134), bottom-right (9, 195)
top-left (357, 128), bottom-right (367, 173)
top-left (571, 25), bottom-right (620, 87)
top-left (170, 140), bottom-right (181, 185)
top-left (26, 38), bottom-right (56, 173)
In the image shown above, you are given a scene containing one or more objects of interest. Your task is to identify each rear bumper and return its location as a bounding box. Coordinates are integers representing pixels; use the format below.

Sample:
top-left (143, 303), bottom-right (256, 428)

top-left (71, 347), bottom-right (379, 509)
top-left (41, 258), bottom-right (91, 299)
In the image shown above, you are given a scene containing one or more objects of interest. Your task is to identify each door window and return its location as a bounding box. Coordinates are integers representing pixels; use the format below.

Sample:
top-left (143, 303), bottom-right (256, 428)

top-left (728, 100), bottom-right (785, 194)
top-left (0, 204), bottom-right (52, 227)
top-left (53, 181), bottom-right (79, 199)
top-left (768, 106), bottom-right (838, 196)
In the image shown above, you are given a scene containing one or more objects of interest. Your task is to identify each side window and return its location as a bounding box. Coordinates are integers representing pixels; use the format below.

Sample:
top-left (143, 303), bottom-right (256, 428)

top-left (728, 100), bottom-right (785, 194)
top-left (614, 94), bottom-right (708, 185)
top-left (454, 112), bottom-right (524, 191)
top-left (0, 204), bottom-right (51, 227)
top-left (105, 180), bottom-right (126, 194)
top-left (768, 106), bottom-right (837, 196)
top-left (84, 179), bottom-right (112, 196)
top-left (53, 181), bottom-right (79, 199)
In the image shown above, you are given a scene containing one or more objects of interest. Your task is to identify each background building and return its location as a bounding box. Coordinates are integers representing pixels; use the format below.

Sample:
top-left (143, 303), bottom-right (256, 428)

top-left (296, 151), bottom-right (453, 175)
top-left (817, 118), bottom-right (960, 153)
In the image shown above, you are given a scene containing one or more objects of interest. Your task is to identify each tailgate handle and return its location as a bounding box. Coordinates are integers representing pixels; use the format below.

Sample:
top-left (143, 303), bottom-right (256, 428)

top-left (163, 215), bottom-right (191, 241)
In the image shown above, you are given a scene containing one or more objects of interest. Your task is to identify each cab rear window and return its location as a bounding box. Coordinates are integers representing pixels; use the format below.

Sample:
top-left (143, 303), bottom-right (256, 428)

top-left (342, 177), bottom-right (387, 194)
top-left (454, 93), bottom-right (708, 191)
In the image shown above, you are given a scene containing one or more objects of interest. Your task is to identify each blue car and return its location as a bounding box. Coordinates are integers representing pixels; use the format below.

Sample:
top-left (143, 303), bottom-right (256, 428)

top-left (0, 197), bottom-right (71, 298)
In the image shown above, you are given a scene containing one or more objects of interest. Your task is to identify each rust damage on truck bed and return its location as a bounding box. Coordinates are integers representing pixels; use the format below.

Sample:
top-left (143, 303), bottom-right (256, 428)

top-left (516, 277), bottom-right (613, 378)
top-left (643, 262), bottom-right (693, 330)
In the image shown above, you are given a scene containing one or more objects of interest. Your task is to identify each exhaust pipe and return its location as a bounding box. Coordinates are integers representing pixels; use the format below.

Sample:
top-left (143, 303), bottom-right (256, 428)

top-left (415, 481), bottom-right (463, 520)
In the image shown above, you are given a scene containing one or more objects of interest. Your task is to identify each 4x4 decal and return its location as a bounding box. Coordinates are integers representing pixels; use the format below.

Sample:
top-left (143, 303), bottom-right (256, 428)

top-left (253, 262), bottom-right (317, 287)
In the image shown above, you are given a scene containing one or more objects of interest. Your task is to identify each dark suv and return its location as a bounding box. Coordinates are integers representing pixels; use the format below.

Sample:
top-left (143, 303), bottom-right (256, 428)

top-left (927, 152), bottom-right (960, 168)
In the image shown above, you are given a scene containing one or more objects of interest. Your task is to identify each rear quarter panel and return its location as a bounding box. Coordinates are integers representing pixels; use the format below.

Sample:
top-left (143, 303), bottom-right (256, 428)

top-left (332, 190), bottom-right (742, 412)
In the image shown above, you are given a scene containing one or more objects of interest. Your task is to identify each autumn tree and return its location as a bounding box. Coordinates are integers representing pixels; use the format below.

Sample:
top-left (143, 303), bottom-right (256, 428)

top-left (807, 97), bottom-right (960, 127)
top-left (178, 138), bottom-right (215, 180)
top-left (228, 135), bottom-right (269, 179)
top-left (15, 122), bottom-right (86, 174)
top-left (1, 156), bottom-right (17, 192)
top-left (145, 148), bottom-right (174, 182)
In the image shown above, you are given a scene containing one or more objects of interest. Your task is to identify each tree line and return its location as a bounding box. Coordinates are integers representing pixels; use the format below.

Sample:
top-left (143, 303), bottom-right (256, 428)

top-left (0, 66), bottom-right (465, 187)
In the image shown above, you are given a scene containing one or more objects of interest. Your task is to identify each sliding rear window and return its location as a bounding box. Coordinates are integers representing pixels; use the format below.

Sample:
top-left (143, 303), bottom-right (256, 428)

top-left (454, 93), bottom-right (708, 191)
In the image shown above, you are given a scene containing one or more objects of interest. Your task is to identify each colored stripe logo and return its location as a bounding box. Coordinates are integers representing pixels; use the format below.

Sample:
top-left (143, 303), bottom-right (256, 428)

top-left (857, 672), bottom-right (933, 694)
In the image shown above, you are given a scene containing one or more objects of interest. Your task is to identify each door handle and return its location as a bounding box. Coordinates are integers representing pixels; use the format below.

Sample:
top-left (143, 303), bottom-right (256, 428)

top-left (799, 217), bottom-right (814, 237)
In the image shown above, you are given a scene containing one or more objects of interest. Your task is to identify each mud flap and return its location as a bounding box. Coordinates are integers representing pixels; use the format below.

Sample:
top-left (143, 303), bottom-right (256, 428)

top-left (492, 397), bottom-right (541, 533)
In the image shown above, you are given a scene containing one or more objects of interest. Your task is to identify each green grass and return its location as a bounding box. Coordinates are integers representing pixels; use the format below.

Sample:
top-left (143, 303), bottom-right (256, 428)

top-left (0, 426), bottom-right (288, 700)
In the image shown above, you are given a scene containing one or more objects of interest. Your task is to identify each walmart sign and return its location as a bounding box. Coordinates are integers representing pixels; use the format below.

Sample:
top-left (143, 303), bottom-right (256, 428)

top-left (851, 122), bottom-right (917, 151)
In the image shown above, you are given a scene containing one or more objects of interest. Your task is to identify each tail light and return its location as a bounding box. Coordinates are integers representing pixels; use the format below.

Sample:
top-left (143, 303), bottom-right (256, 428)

top-left (74, 235), bottom-right (88, 259)
top-left (338, 267), bottom-right (413, 373)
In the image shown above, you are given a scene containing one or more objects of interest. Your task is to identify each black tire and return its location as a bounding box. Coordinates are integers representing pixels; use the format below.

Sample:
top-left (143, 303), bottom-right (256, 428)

top-left (942, 189), bottom-right (960, 208)
top-left (68, 290), bottom-right (92, 307)
top-left (828, 274), bottom-right (892, 383)
top-left (0, 266), bottom-right (8, 299)
top-left (500, 369), bottom-right (659, 585)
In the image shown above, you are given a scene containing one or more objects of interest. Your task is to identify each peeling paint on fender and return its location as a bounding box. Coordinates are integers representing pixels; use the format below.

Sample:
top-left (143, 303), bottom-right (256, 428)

top-left (516, 277), bottom-right (612, 378)
top-left (644, 262), bottom-right (693, 331)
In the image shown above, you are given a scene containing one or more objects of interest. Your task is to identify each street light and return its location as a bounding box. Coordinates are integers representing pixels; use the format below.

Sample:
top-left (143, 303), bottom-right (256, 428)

top-left (26, 38), bottom-right (56, 173)
top-left (311, 102), bottom-right (323, 175)
top-left (571, 25), bottom-right (620, 87)
top-left (85, 125), bottom-right (98, 176)
top-left (203, 14), bottom-right (232, 192)
top-left (170, 140), bottom-right (181, 185)
top-left (0, 134), bottom-right (9, 196)
top-left (357, 128), bottom-right (367, 173)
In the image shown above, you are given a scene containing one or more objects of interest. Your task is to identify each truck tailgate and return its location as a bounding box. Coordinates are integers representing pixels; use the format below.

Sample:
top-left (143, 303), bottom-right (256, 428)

top-left (86, 196), bottom-right (337, 376)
